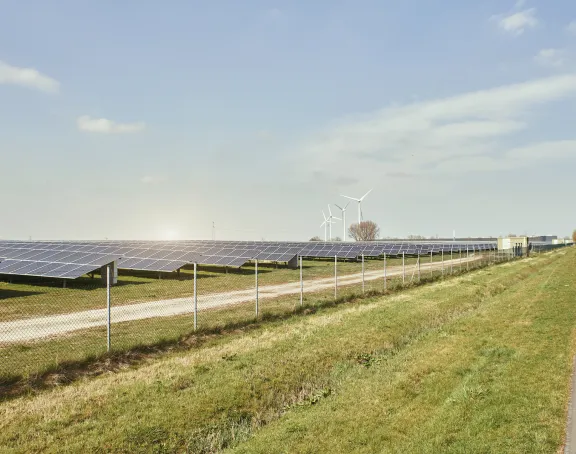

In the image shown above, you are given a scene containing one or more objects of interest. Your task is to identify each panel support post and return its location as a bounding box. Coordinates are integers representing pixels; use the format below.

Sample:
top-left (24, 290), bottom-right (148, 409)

top-left (361, 254), bottom-right (365, 294)
top-left (299, 256), bottom-right (303, 306)
top-left (193, 263), bottom-right (198, 331)
top-left (255, 259), bottom-right (259, 318)
top-left (106, 264), bottom-right (111, 353)
top-left (334, 256), bottom-right (338, 300)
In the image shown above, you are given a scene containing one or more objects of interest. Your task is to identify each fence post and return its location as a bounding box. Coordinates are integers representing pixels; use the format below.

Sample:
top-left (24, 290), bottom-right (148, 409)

top-left (459, 250), bottom-right (462, 271)
top-left (466, 246), bottom-right (469, 271)
top-left (299, 255), bottom-right (303, 306)
top-left (193, 263), bottom-right (198, 331)
top-left (334, 256), bottom-right (337, 300)
top-left (255, 259), bottom-right (259, 318)
top-left (362, 254), bottom-right (365, 293)
top-left (451, 250), bottom-right (453, 274)
top-left (442, 250), bottom-right (444, 276)
top-left (383, 253), bottom-right (387, 291)
top-left (106, 264), bottom-right (111, 352)
top-left (417, 254), bottom-right (421, 281)
top-left (430, 251), bottom-right (433, 278)
top-left (402, 252), bottom-right (406, 285)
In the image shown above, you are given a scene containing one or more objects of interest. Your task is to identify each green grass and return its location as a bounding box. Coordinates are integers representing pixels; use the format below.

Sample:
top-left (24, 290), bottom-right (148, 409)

top-left (0, 249), bottom-right (570, 453)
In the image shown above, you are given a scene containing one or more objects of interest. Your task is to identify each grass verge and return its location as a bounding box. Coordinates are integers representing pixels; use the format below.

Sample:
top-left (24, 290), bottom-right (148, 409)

top-left (0, 250), bottom-right (570, 453)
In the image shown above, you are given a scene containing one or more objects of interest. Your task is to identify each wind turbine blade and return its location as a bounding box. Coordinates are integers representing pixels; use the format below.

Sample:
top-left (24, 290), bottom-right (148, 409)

top-left (328, 205), bottom-right (332, 216)
top-left (322, 210), bottom-right (327, 221)
top-left (341, 195), bottom-right (360, 202)
top-left (360, 189), bottom-right (373, 201)
top-left (335, 204), bottom-right (343, 211)
top-left (320, 221), bottom-right (326, 227)
top-left (333, 216), bottom-right (342, 221)
top-left (344, 201), bottom-right (351, 209)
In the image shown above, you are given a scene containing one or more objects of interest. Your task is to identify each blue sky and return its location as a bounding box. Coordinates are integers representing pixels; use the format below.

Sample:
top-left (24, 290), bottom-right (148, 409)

top-left (1, 0), bottom-right (575, 241)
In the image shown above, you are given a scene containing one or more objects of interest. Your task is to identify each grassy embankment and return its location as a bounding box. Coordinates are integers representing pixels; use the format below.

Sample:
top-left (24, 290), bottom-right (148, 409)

top-left (0, 249), bottom-right (572, 453)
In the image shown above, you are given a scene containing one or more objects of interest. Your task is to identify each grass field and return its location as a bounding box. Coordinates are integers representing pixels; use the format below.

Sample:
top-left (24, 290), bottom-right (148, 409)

top-left (0, 248), bottom-right (572, 453)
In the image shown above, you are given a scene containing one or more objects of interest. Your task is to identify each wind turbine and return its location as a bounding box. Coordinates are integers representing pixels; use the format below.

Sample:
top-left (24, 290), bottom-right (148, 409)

top-left (341, 189), bottom-right (373, 224)
top-left (327, 205), bottom-right (341, 241)
top-left (335, 201), bottom-right (350, 241)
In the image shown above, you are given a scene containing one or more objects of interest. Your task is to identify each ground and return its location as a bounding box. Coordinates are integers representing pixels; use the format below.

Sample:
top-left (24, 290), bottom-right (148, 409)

top-left (0, 249), bottom-right (573, 453)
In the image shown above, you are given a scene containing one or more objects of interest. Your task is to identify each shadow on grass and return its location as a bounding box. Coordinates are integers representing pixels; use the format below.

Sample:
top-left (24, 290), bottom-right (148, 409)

top-left (0, 261), bottom-right (504, 402)
top-left (0, 289), bottom-right (45, 299)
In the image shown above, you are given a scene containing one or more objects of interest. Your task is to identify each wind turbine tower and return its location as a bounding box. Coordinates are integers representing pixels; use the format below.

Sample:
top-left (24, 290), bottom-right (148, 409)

top-left (335, 201), bottom-right (350, 241)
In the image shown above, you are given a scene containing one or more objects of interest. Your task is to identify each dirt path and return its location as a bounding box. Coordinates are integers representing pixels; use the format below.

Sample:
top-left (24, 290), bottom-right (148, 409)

top-left (0, 256), bottom-right (480, 343)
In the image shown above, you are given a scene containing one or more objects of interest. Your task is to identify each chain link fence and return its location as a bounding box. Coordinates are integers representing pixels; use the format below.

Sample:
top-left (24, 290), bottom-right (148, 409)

top-left (0, 246), bottom-right (564, 386)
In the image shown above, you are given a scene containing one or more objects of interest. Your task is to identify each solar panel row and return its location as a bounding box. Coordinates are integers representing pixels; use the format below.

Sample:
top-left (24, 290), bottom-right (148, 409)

top-left (0, 239), bottom-right (497, 280)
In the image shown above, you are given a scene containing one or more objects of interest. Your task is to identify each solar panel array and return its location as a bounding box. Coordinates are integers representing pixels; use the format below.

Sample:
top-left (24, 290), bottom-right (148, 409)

top-left (0, 239), bottom-right (497, 280)
top-left (0, 245), bottom-right (121, 279)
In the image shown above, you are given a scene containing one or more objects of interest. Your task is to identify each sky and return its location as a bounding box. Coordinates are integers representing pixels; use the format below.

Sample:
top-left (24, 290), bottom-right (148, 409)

top-left (1, 0), bottom-right (575, 241)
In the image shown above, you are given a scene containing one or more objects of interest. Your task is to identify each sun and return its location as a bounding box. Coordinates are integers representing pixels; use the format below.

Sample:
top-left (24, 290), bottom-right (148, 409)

top-left (159, 229), bottom-right (180, 241)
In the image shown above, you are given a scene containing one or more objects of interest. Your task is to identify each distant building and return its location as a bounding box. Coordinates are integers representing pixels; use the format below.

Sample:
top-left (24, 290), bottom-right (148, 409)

top-left (529, 235), bottom-right (557, 243)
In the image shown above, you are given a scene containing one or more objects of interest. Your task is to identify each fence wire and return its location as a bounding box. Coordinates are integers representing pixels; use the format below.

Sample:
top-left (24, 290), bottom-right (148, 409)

top-left (0, 245), bottom-right (566, 382)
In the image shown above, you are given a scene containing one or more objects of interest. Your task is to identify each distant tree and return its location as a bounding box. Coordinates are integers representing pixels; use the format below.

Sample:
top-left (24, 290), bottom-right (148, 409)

top-left (309, 236), bottom-right (322, 242)
top-left (407, 234), bottom-right (426, 240)
top-left (331, 236), bottom-right (342, 242)
top-left (348, 221), bottom-right (380, 241)
top-left (572, 230), bottom-right (576, 243)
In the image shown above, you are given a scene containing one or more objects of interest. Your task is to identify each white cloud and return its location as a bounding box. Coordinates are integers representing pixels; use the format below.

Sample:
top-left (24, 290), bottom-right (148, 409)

top-left (515, 0), bottom-right (527, 7)
top-left (77, 115), bottom-right (145, 134)
top-left (534, 49), bottom-right (568, 68)
top-left (140, 175), bottom-right (165, 184)
top-left (492, 8), bottom-right (538, 36)
top-left (567, 21), bottom-right (576, 35)
top-left (0, 60), bottom-right (59, 93)
top-left (296, 74), bottom-right (576, 178)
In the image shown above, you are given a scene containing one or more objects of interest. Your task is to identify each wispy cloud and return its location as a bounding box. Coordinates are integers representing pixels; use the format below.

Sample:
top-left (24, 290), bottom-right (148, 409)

top-left (491, 8), bottom-right (538, 36)
top-left (534, 49), bottom-right (568, 68)
top-left (77, 116), bottom-right (145, 134)
top-left (297, 74), bottom-right (576, 178)
top-left (0, 60), bottom-right (60, 93)
top-left (567, 21), bottom-right (576, 35)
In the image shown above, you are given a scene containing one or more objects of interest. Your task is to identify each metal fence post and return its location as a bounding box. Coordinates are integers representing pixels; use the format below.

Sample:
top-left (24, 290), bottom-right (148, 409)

top-left (402, 252), bottom-right (405, 285)
top-left (255, 259), bottom-right (259, 318)
top-left (430, 251), bottom-right (433, 278)
top-left (451, 250), bottom-right (453, 274)
top-left (417, 254), bottom-right (421, 281)
top-left (299, 255), bottom-right (303, 306)
top-left (466, 246), bottom-right (469, 271)
top-left (441, 250), bottom-right (444, 276)
top-left (459, 249), bottom-right (462, 271)
top-left (193, 263), bottom-right (198, 331)
top-left (334, 255), bottom-right (337, 300)
top-left (362, 254), bottom-right (365, 293)
top-left (106, 264), bottom-right (111, 352)
top-left (383, 253), bottom-right (387, 291)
